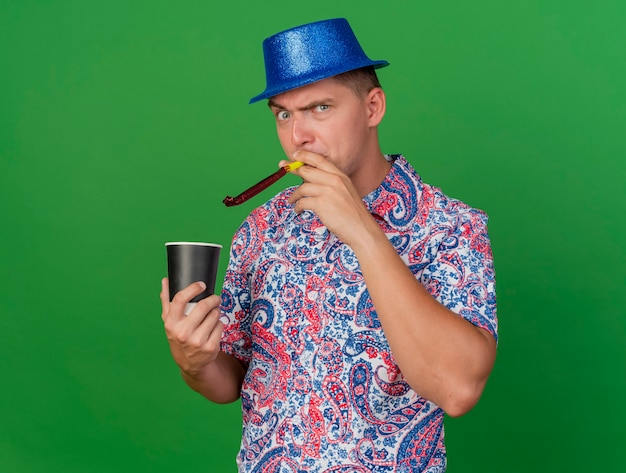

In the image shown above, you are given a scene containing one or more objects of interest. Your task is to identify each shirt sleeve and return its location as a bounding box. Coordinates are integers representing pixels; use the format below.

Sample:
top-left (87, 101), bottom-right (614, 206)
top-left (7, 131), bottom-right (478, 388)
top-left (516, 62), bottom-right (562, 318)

top-left (219, 216), bottom-right (259, 366)
top-left (419, 206), bottom-right (498, 341)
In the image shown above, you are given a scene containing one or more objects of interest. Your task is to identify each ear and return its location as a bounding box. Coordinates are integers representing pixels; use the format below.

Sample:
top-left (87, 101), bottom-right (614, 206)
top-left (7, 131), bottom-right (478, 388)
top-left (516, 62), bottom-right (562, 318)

top-left (366, 87), bottom-right (386, 127)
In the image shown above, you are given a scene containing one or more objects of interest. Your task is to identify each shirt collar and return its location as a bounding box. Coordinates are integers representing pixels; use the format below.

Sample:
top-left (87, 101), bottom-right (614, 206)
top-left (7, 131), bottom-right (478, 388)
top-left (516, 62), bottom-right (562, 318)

top-left (363, 154), bottom-right (420, 228)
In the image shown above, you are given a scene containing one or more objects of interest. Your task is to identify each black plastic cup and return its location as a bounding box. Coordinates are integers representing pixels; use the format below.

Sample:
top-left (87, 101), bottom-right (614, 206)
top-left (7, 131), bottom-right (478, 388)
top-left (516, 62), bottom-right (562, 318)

top-left (165, 242), bottom-right (222, 313)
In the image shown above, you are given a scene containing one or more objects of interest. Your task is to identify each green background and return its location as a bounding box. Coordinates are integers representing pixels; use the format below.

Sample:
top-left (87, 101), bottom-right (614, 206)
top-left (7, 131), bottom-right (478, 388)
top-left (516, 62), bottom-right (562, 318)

top-left (1, 0), bottom-right (624, 471)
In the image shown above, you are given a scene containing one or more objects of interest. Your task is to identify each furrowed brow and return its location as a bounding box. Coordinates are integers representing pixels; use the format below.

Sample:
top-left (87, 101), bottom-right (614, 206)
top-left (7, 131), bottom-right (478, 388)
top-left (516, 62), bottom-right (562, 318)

top-left (268, 98), bottom-right (335, 111)
top-left (302, 99), bottom-right (334, 111)
top-left (267, 99), bottom-right (284, 110)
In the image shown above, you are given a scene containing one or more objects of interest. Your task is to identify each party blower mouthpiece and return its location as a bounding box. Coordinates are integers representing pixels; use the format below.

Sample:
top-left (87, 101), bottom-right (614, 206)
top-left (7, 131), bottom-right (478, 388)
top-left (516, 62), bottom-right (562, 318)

top-left (223, 161), bottom-right (304, 207)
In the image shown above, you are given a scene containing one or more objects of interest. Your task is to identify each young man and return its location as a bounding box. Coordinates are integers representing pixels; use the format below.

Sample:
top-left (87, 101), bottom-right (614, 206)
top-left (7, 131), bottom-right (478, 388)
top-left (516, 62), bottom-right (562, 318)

top-left (161, 18), bottom-right (498, 472)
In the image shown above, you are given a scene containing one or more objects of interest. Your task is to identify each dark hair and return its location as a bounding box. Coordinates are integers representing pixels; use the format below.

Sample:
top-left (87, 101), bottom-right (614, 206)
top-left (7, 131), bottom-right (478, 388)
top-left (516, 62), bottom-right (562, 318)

top-left (332, 66), bottom-right (382, 97)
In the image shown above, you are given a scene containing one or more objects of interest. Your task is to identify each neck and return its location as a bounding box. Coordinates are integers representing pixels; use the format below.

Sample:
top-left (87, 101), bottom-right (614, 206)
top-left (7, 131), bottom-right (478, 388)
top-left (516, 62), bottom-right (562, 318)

top-left (352, 148), bottom-right (391, 198)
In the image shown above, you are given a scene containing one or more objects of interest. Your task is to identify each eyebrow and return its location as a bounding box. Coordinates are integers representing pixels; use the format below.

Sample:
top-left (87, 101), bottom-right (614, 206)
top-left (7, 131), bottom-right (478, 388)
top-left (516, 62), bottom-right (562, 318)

top-left (267, 98), bottom-right (335, 111)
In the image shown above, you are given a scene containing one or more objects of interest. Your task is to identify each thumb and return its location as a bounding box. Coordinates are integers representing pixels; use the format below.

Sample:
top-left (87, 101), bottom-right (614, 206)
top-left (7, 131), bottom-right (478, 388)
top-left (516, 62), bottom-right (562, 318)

top-left (160, 278), bottom-right (170, 320)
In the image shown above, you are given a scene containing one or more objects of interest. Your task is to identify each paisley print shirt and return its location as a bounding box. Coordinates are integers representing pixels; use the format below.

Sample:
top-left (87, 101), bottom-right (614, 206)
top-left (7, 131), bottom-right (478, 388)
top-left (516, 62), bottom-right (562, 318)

top-left (220, 155), bottom-right (498, 472)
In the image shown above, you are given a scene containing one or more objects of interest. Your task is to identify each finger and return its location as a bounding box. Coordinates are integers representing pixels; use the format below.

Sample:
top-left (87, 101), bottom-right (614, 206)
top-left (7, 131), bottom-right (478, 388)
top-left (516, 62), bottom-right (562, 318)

top-left (185, 294), bottom-right (221, 328)
top-left (292, 193), bottom-right (324, 216)
top-left (169, 281), bottom-right (207, 320)
top-left (291, 161), bottom-right (346, 189)
top-left (292, 150), bottom-right (340, 173)
top-left (177, 307), bottom-right (222, 360)
top-left (279, 152), bottom-right (316, 169)
top-left (288, 182), bottom-right (310, 204)
top-left (205, 319), bottom-right (224, 353)
top-left (288, 181), bottom-right (329, 205)
top-left (192, 306), bottom-right (223, 347)
top-left (160, 278), bottom-right (170, 321)
top-left (278, 156), bottom-right (315, 176)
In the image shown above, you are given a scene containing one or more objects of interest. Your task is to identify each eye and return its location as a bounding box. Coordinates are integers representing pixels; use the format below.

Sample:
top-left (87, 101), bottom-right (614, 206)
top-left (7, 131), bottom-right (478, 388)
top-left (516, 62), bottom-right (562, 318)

top-left (276, 110), bottom-right (291, 121)
top-left (314, 104), bottom-right (330, 112)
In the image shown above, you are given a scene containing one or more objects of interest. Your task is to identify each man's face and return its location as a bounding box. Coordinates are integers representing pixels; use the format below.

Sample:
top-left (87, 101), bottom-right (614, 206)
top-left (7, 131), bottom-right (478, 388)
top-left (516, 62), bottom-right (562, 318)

top-left (268, 78), bottom-right (375, 178)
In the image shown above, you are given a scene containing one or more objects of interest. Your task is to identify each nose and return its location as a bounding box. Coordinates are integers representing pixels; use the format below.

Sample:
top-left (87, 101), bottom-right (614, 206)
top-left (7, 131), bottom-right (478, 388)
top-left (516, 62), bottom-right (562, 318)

top-left (290, 116), bottom-right (313, 147)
